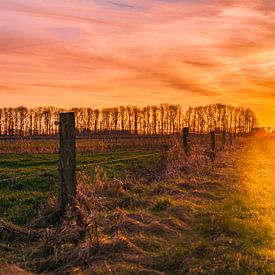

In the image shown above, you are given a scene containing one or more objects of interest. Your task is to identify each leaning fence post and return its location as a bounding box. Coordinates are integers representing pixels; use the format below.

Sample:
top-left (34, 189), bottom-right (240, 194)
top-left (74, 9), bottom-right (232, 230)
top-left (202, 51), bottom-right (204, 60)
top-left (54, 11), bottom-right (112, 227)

top-left (182, 127), bottom-right (189, 155)
top-left (58, 112), bottom-right (76, 215)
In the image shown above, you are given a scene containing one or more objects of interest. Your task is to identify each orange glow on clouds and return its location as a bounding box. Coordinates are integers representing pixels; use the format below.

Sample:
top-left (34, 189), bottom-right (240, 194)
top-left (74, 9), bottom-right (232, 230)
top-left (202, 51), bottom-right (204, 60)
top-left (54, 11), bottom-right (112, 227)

top-left (0, 0), bottom-right (274, 125)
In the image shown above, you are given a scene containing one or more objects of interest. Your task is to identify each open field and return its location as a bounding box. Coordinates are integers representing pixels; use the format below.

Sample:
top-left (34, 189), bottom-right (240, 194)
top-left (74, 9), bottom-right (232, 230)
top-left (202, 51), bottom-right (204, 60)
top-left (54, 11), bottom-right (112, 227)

top-left (1, 0), bottom-right (273, 273)
top-left (0, 133), bottom-right (224, 225)
top-left (1, 137), bottom-right (274, 274)
top-left (0, 150), bottom-right (162, 225)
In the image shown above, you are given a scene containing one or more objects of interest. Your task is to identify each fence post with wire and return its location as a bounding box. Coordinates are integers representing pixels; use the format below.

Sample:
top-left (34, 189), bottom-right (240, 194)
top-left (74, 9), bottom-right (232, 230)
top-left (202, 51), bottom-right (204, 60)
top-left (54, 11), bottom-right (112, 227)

top-left (57, 112), bottom-right (77, 215)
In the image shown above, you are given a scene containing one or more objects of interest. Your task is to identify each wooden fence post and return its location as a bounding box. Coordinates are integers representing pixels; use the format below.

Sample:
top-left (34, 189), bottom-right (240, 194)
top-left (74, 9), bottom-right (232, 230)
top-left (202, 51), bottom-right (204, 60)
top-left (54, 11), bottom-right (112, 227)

top-left (58, 112), bottom-right (76, 215)
top-left (182, 127), bottom-right (189, 155)
top-left (210, 131), bottom-right (216, 152)
top-left (210, 131), bottom-right (216, 162)
top-left (222, 131), bottom-right (226, 149)
top-left (229, 131), bottom-right (233, 146)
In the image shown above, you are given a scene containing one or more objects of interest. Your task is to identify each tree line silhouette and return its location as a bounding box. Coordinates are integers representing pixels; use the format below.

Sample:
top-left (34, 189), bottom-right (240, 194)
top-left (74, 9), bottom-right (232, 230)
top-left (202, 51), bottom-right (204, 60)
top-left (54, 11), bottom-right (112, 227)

top-left (0, 104), bottom-right (258, 137)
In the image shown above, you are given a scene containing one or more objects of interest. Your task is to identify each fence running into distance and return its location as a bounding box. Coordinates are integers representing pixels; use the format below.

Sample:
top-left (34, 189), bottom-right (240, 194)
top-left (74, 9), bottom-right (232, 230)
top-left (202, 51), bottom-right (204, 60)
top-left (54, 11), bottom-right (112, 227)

top-left (0, 130), bottom-right (239, 155)
top-left (0, 112), bottom-right (242, 214)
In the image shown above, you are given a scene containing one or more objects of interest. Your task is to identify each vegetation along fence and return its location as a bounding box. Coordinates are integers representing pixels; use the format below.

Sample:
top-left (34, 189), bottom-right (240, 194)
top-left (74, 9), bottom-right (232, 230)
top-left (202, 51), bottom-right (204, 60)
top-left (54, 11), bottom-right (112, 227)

top-left (0, 107), bottom-right (246, 215)
top-left (53, 112), bottom-right (239, 213)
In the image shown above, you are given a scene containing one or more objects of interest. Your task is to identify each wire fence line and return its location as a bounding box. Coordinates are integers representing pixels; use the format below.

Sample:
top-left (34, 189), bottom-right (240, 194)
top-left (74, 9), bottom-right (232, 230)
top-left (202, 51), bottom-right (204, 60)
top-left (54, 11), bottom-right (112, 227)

top-left (0, 131), bottom-right (238, 156)
top-left (0, 132), bottom-right (228, 140)
top-left (0, 130), bottom-right (238, 184)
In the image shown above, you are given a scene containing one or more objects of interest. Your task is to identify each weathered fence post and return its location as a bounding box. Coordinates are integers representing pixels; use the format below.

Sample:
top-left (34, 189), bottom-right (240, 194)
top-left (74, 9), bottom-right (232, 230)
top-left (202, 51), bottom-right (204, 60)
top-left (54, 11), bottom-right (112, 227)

top-left (222, 131), bottom-right (226, 149)
top-left (58, 112), bottom-right (76, 215)
top-left (210, 131), bottom-right (216, 152)
top-left (229, 131), bottom-right (233, 146)
top-left (182, 127), bottom-right (189, 155)
top-left (210, 131), bottom-right (216, 163)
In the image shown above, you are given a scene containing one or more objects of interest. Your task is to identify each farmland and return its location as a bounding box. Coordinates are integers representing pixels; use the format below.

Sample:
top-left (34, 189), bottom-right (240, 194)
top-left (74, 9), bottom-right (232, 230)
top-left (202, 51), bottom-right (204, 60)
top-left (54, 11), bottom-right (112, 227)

top-left (0, 149), bottom-right (161, 225)
top-left (1, 134), bottom-right (274, 273)
top-left (0, 132), bottom-right (219, 225)
top-left (0, 103), bottom-right (270, 274)
top-left (1, 0), bottom-right (274, 273)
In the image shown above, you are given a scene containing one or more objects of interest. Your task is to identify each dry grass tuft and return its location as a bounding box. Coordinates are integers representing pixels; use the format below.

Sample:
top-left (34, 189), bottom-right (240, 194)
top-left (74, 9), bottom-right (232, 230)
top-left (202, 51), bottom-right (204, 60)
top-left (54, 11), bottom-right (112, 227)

top-left (165, 137), bottom-right (211, 178)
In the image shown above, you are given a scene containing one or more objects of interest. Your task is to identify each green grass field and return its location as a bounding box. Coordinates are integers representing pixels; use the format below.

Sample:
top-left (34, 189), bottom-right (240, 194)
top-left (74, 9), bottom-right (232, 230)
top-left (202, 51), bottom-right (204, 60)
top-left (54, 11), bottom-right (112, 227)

top-left (1, 139), bottom-right (274, 273)
top-left (0, 150), bottom-right (161, 225)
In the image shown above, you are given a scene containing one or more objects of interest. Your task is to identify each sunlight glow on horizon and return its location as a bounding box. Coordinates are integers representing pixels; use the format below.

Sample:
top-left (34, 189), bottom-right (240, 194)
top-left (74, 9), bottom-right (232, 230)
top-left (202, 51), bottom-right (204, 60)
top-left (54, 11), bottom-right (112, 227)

top-left (0, 0), bottom-right (274, 126)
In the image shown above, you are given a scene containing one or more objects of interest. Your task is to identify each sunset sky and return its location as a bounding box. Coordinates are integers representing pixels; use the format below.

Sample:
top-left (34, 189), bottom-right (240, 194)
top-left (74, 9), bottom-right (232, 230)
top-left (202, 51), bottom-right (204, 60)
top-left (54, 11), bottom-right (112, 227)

top-left (0, 0), bottom-right (274, 126)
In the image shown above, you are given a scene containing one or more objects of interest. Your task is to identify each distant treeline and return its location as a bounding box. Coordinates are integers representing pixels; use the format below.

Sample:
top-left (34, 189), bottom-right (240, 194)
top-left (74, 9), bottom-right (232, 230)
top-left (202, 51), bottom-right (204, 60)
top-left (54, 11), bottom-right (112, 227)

top-left (0, 104), bottom-right (257, 136)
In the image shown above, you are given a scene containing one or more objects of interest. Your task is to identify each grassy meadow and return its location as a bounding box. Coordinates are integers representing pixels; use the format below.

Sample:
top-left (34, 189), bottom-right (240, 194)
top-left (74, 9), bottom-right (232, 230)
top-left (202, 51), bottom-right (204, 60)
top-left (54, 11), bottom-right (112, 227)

top-left (0, 150), bottom-right (161, 225)
top-left (0, 137), bottom-right (274, 274)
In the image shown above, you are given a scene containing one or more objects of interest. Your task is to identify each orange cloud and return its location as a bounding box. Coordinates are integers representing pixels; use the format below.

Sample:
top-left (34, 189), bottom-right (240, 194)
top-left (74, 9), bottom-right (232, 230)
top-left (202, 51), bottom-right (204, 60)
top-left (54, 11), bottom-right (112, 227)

top-left (0, 0), bottom-right (274, 125)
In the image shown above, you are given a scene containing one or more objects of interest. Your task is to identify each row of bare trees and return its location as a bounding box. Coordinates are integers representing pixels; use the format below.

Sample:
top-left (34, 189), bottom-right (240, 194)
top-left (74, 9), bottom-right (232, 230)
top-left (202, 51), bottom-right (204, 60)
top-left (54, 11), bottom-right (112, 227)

top-left (0, 104), bottom-right (257, 137)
